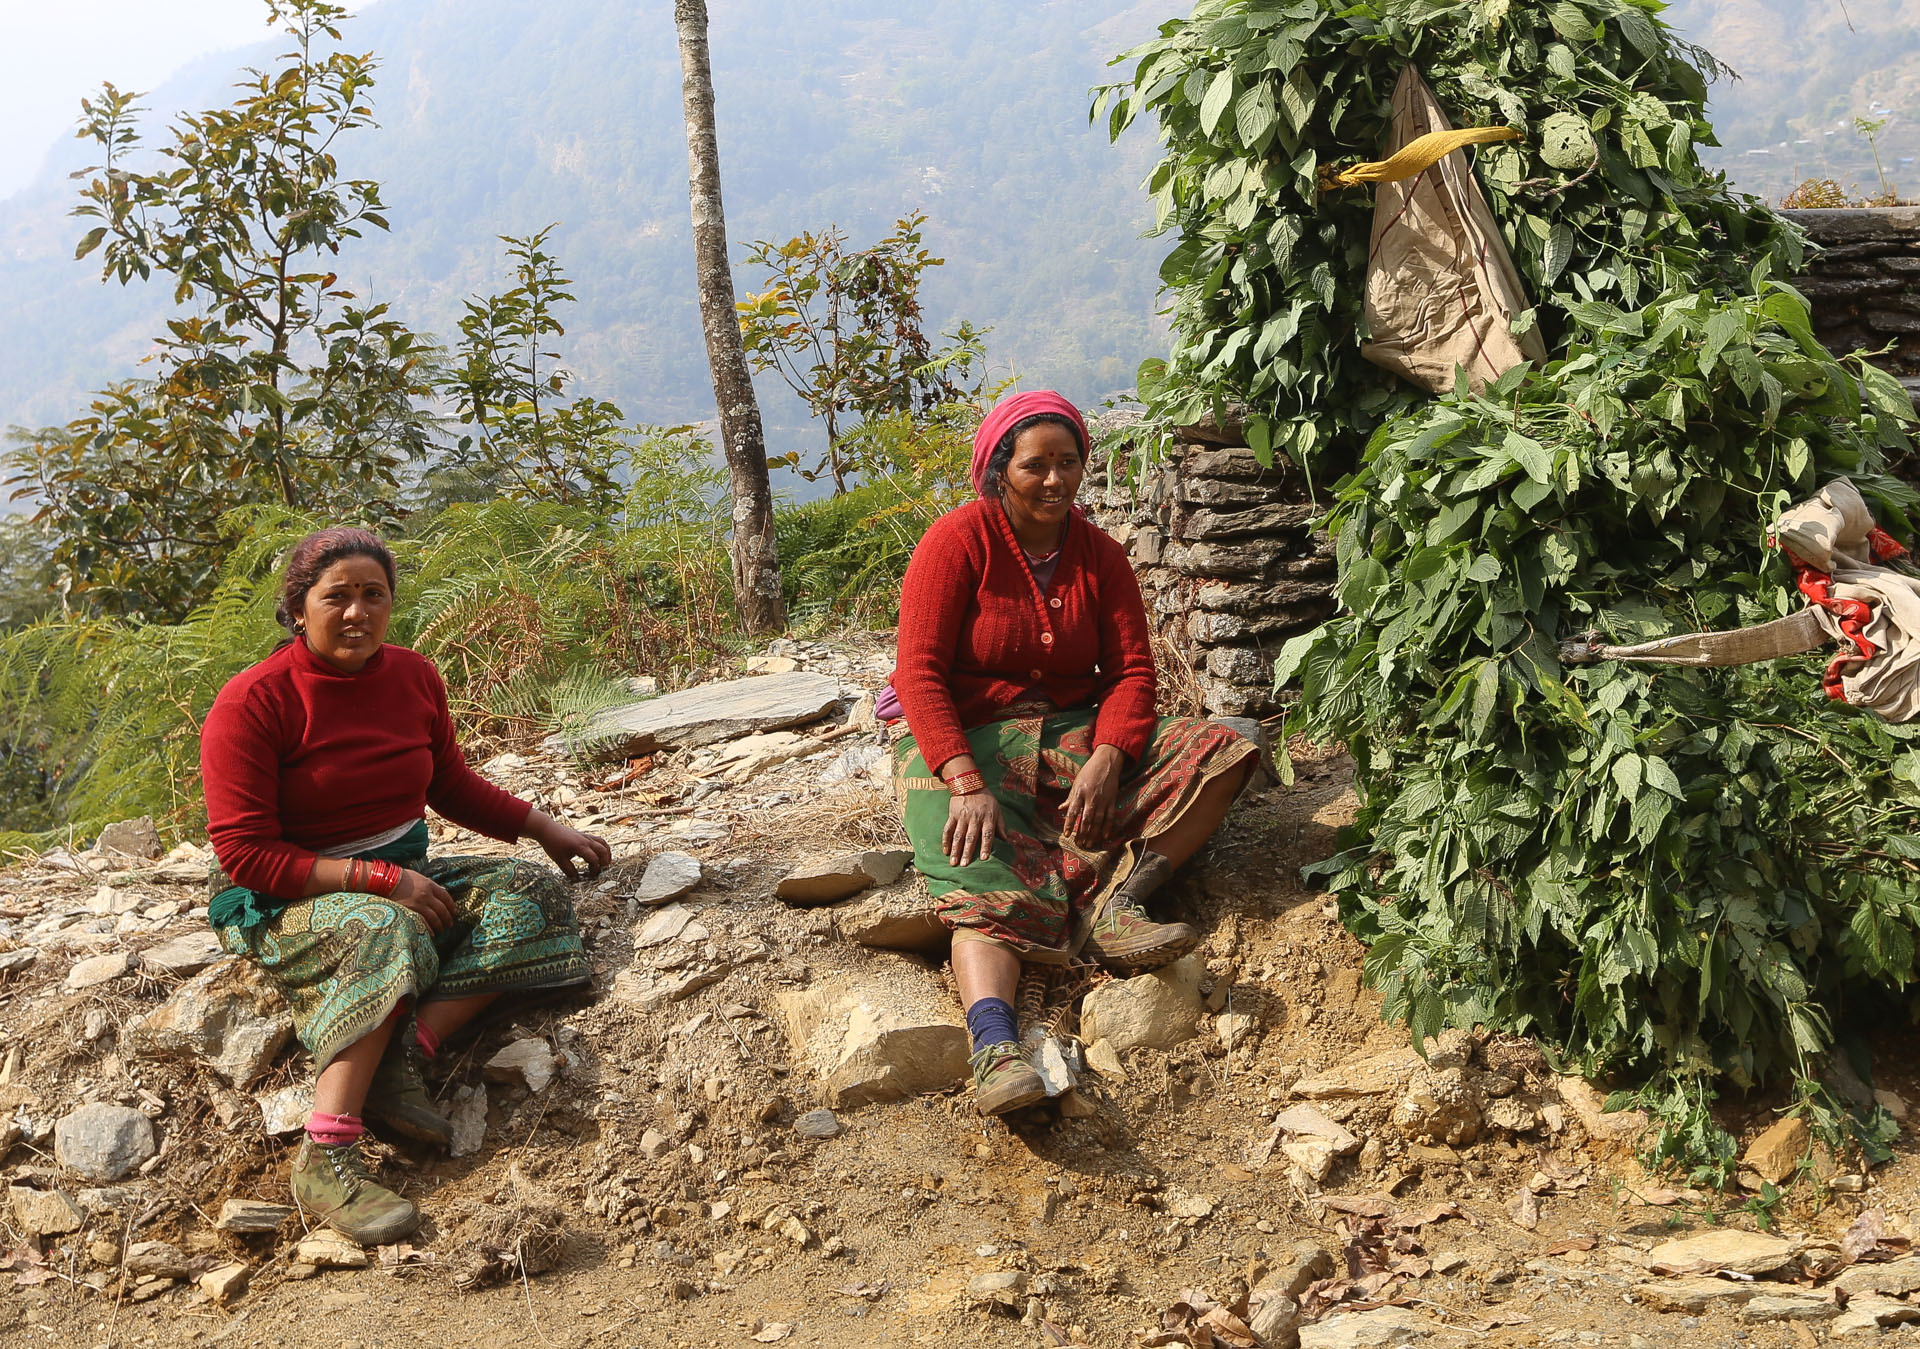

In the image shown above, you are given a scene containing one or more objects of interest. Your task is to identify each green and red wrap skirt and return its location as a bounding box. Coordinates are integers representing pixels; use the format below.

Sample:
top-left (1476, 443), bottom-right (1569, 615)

top-left (892, 704), bottom-right (1253, 961)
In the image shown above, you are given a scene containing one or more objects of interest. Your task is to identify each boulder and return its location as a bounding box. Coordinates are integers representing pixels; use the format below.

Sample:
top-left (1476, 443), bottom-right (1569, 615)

top-left (1645, 1228), bottom-right (1800, 1276)
top-left (1077, 956), bottom-right (1206, 1052)
top-left (775, 851), bottom-right (912, 906)
top-left (484, 1038), bottom-right (558, 1093)
top-left (254, 1082), bottom-right (313, 1136)
top-left (832, 881), bottom-right (946, 955)
top-left (66, 951), bottom-right (132, 991)
top-left (1743, 1115), bottom-right (1809, 1186)
top-left (125, 958), bottom-right (292, 1089)
top-left (216, 1199), bottom-right (293, 1233)
top-left (777, 971), bottom-right (969, 1109)
top-left (140, 932), bottom-right (226, 977)
top-left (53, 1103), bottom-right (156, 1182)
top-left (96, 816), bottom-right (164, 863)
top-left (9, 1185), bottom-right (83, 1236)
top-left (448, 1084), bottom-right (488, 1158)
top-left (555, 672), bottom-right (844, 759)
top-left (1292, 1049), bottom-right (1426, 1100)
top-left (636, 853), bottom-right (704, 905)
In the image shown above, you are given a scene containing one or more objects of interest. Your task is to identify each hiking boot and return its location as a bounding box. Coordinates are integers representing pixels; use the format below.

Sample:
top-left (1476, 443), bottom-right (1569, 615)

top-left (970, 1041), bottom-right (1047, 1116)
top-left (291, 1137), bottom-right (420, 1245)
top-left (365, 1022), bottom-right (453, 1147)
top-left (1086, 856), bottom-right (1198, 972)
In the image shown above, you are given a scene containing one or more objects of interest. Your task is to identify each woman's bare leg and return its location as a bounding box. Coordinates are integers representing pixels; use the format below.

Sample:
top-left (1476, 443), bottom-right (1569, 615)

top-left (1145, 758), bottom-right (1255, 870)
top-left (416, 992), bottom-right (498, 1042)
top-left (312, 1018), bottom-right (397, 1117)
top-left (951, 938), bottom-right (1021, 1009)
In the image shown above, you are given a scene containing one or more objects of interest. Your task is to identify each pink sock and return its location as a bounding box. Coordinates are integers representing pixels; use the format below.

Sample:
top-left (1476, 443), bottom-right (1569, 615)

top-left (306, 1110), bottom-right (364, 1147)
top-left (414, 1021), bottom-right (441, 1060)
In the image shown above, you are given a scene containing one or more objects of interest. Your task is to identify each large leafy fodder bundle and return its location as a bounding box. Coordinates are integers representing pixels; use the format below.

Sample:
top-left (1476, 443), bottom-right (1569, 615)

top-left (1278, 282), bottom-right (1920, 1138)
top-left (1097, 0), bottom-right (1797, 468)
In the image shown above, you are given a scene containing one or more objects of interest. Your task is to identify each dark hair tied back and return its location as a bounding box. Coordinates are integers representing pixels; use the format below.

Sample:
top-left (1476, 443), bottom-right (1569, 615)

top-left (276, 527), bottom-right (397, 638)
top-left (980, 412), bottom-right (1082, 499)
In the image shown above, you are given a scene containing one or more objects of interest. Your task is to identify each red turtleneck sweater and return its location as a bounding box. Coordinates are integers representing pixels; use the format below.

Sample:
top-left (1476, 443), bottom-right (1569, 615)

top-left (890, 498), bottom-right (1158, 775)
top-left (200, 641), bottom-right (531, 900)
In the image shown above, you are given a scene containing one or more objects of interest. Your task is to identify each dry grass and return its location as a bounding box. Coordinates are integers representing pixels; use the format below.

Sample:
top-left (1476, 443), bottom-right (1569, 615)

top-left (727, 780), bottom-right (908, 857)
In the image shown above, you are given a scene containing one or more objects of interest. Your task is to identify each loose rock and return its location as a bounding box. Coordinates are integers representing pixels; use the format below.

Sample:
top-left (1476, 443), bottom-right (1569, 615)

top-left (9, 1185), bottom-right (83, 1236)
top-left (66, 951), bottom-right (131, 991)
top-left (140, 931), bottom-right (226, 976)
top-left (54, 1103), bottom-right (157, 1182)
top-left (484, 1038), bottom-right (558, 1093)
top-left (1250, 1291), bottom-right (1302, 1349)
top-left (294, 1234), bottom-right (371, 1268)
top-left (775, 850), bottom-right (913, 906)
top-left (449, 1084), bottom-right (488, 1158)
top-left (1393, 1066), bottom-right (1484, 1147)
top-left (967, 1270), bottom-right (1030, 1308)
top-left (636, 853), bottom-right (703, 905)
top-left (1271, 1104), bottom-right (1360, 1154)
top-left (1742, 1115), bottom-right (1810, 1186)
top-left (0, 948), bottom-right (40, 977)
top-left (1292, 1048), bottom-right (1426, 1100)
top-left (125, 958), bottom-right (293, 1088)
top-left (1298, 1305), bottom-right (1434, 1348)
top-left (794, 1109), bottom-right (843, 1140)
top-left (1740, 1294), bottom-right (1839, 1322)
top-left (777, 973), bottom-right (969, 1108)
top-left (831, 881), bottom-right (946, 954)
top-left (1632, 1277), bottom-right (1760, 1314)
top-left (125, 1240), bottom-right (191, 1279)
top-left (1076, 956), bottom-right (1207, 1052)
top-left (96, 816), bottom-right (164, 863)
top-left (1645, 1228), bottom-right (1800, 1277)
top-left (198, 1262), bottom-right (251, 1305)
top-left (254, 1082), bottom-right (314, 1136)
top-left (1834, 1295), bottom-right (1920, 1335)
top-left (634, 903), bottom-right (696, 948)
top-left (216, 1199), bottom-right (294, 1233)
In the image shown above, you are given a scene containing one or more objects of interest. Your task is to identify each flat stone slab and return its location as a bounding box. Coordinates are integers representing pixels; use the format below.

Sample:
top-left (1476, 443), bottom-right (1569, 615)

top-left (141, 931), bottom-right (226, 976)
top-left (775, 851), bottom-right (911, 906)
top-left (552, 673), bottom-right (843, 759)
top-left (1645, 1228), bottom-right (1800, 1276)
top-left (832, 881), bottom-right (946, 955)
top-left (216, 1199), bottom-right (294, 1233)
top-left (636, 853), bottom-right (703, 905)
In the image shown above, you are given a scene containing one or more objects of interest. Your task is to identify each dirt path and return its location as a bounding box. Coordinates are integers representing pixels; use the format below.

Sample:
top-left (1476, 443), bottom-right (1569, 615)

top-left (4, 637), bottom-right (1917, 1348)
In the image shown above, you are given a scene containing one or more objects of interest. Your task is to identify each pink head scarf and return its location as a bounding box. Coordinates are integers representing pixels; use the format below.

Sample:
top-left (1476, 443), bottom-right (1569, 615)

top-left (970, 390), bottom-right (1092, 497)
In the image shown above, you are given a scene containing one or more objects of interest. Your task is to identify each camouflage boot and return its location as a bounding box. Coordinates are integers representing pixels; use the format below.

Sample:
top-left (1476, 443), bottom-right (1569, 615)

top-left (1086, 853), bottom-right (1197, 973)
top-left (970, 1041), bottom-right (1047, 1116)
top-left (365, 1022), bottom-right (453, 1148)
top-left (291, 1137), bottom-right (420, 1245)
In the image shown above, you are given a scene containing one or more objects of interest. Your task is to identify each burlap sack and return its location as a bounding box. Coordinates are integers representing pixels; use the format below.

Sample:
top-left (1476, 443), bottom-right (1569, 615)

top-left (1359, 65), bottom-right (1546, 394)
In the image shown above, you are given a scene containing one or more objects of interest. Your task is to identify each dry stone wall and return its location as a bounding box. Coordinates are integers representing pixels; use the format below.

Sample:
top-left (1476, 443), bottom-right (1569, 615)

top-left (1782, 206), bottom-right (1920, 394)
top-left (1088, 411), bottom-right (1337, 718)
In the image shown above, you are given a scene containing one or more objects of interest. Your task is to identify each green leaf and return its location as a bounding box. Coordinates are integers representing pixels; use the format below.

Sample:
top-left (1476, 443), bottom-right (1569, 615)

top-left (1199, 68), bottom-right (1236, 136)
top-left (1543, 222), bottom-right (1574, 287)
top-left (1612, 753), bottom-right (1644, 801)
top-left (1503, 430), bottom-right (1553, 484)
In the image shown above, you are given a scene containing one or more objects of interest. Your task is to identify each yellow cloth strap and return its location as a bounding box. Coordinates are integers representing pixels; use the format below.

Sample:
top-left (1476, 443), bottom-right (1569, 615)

top-left (1318, 126), bottom-right (1522, 191)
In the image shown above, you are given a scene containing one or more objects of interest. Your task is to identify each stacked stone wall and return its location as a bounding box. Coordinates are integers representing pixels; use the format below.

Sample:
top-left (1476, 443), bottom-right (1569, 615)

top-left (1782, 206), bottom-right (1920, 393)
top-left (1087, 412), bottom-right (1336, 718)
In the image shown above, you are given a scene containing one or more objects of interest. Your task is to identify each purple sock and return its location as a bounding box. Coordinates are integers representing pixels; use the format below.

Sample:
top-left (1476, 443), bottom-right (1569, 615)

top-left (965, 997), bottom-right (1019, 1053)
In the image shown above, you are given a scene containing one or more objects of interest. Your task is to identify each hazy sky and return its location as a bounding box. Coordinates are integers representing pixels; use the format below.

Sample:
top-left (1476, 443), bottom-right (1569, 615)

top-left (0, 0), bottom-right (353, 200)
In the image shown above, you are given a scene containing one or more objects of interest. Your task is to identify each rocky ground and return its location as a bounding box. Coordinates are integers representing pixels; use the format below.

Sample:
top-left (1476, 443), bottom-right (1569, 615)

top-left (6, 633), bottom-right (1920, 1349)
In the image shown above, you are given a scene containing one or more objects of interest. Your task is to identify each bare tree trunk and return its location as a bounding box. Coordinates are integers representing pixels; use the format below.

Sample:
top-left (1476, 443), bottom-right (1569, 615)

top-left (674, 0), bottom-right (786, 635)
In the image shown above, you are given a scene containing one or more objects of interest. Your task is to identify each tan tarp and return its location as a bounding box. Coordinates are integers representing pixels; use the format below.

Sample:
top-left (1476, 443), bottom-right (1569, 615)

top-left (1359, 65), bottom-right (1546, 394)
top-left (1775, 478), bottom-right (1920, 722)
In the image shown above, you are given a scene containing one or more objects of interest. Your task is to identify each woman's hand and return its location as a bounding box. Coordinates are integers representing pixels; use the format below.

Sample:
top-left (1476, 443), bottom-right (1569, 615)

top-left (390, 868), bottom-right (457, 934)
top-left (1064, 745), bottom-right (1125, 845)
top-left (943, 792), bottom-right (1004, 867)
top-left (525, 809), bottom-right (613, 881)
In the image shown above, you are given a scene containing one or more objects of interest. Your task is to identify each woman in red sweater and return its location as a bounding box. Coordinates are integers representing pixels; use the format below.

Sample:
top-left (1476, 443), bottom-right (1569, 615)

top-left (888, 390), bottom-right (1257, 1115)
top-left (200, 527), bottom-right (609, 1244)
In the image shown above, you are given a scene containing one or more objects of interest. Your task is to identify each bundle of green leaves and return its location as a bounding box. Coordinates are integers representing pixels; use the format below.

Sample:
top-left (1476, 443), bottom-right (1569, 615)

top-left (1104, 0), bottom-right (1920, 1158)
top-left (1096, 0), bottom-right (1796, 470)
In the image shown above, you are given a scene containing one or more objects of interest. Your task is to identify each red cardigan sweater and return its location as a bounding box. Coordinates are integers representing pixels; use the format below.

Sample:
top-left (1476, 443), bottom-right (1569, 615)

top-left (201, 641), bottom-right (532, 900)
top-left (891, 498), bottom-right (1158, 774)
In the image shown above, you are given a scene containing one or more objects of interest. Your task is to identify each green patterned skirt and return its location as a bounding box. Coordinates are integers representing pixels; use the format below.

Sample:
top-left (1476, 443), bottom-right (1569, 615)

top-left (213, 855), bottom-right (589, 1070)
top-left (893, 704), bottom-right (1254, 962)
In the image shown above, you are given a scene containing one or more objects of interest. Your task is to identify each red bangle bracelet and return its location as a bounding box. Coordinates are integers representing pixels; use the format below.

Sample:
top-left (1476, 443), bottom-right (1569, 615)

top-left (368, 860), bottom-right (401, 897)
top-left (946, 770), bottom-right (986, 796)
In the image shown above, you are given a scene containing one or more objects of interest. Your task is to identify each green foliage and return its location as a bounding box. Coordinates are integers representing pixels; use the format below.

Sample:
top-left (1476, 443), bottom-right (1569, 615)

top-left (738, 213), bottom-right (989, 493)
top-left (4, 0), bottom-right (436, 618)
top-left (1277, 277), bottom-right (1920, 1114)
top-left (1095, 0), bottom-right (1797, 470)
top-left (446, 227), bottom-right (699, 515)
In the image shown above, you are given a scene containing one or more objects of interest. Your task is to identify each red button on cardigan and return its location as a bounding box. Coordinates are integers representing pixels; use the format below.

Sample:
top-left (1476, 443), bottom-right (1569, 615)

top-left (890, 497), bottom-right (1158, 775)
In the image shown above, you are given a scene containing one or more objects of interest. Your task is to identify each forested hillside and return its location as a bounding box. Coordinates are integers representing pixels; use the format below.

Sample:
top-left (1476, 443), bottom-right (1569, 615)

top-left (0, 0), bottom-right (1183, 460)
top-left (0, 0), bottom-right (1915, 455)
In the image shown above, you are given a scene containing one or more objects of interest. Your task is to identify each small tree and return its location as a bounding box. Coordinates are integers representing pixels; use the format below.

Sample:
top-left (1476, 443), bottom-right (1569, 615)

top-left (673, 0), bottom-right (785, 635)
top-left (4, 0), bottom-right (435, 618)
top-left (738, 212), bottom-right (987, 494)
top-left (445, 227), bottom-right (695, 515)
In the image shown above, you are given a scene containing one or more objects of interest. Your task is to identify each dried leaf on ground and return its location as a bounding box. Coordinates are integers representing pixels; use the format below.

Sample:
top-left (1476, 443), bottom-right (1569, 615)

top-left (1542, 1237), bottom-right (1598, 1256)
top-left (1843, 1209), bottom-right (1909, 1265)
top-left (1321, 1194), bottom-right (1394, 1218)
top-left (1142, 1288), bottom-right (1259, 1349)
top-left (751, 1321), bottom-right (794, 1343)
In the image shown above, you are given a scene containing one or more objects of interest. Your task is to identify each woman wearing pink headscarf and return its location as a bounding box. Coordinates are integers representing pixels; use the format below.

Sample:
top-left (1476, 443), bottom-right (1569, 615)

top-left (882, 390), bottom-right (1256, 1115)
